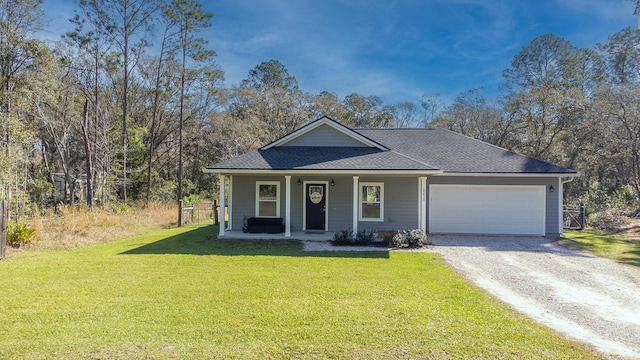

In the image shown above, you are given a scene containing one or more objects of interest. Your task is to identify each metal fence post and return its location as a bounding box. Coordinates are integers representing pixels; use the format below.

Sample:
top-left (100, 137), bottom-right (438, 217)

top-left (1, 200), bottom-right (7, 260)
top-left (213, 199), bottom-right (219, 225)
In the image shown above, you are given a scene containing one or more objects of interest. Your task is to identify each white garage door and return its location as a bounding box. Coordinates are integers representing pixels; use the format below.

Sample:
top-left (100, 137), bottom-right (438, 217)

top-left (429, 185), bottom-right (546, 236)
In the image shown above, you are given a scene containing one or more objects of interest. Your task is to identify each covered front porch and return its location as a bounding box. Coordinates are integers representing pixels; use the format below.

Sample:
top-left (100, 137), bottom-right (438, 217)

top-left (216, 173), bottom-right (431, 238)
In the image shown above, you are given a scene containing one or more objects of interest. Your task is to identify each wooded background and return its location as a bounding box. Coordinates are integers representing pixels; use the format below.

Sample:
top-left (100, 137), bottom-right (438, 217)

top-left (2, 0), bottom-right (640, 221)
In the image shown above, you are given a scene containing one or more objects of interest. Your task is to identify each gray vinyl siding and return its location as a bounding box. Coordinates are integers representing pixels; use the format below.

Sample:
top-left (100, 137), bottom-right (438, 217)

top-left (296, 175), bottom-right (353, 231)
top-left (230, 176), bottom-right (285, 231)
top-left (281, 124), bottom-right (369, 147)
top-left (357, 176), bottom-right (419, 232)
top-left (290, 180), bottom-right (303, 231)
top-left (229, 175), bottom-right (354, 232)
top-left (288, 176), bottom-right (349, 231)
top-left (426, 176), bottom-right (560, 236)
top-left (326, 176), bottom-right (354, 231)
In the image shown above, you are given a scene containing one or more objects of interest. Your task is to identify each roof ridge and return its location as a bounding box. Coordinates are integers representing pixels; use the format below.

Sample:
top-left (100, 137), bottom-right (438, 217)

top-left (355, 127), bottom-right (437, 131)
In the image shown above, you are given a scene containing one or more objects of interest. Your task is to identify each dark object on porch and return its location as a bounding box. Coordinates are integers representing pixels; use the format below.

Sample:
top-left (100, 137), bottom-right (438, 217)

top-left (243, 217), bottom-right (284, 234)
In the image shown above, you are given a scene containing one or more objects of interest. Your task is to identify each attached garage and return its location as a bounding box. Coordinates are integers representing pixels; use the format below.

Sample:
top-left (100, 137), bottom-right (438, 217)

top-left (429, 184), bottom-right (546, 236)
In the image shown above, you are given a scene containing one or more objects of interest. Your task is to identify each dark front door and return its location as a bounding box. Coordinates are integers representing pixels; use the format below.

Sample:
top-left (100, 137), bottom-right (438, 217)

top-left (306, 183), bottom-right (326, 231)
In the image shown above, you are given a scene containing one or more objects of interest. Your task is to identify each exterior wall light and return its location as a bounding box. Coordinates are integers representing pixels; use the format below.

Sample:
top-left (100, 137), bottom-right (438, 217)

top-left (331, 179), bottom-right (335, 186)
top-left (549, 185), bottom-right (554, 192)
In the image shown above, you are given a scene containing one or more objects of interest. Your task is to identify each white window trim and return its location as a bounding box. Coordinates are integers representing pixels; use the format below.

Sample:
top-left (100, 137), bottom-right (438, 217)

top-left (359, 182), bottom-right (384, 222)
top-left (255, 181), bottom-right (280, 217)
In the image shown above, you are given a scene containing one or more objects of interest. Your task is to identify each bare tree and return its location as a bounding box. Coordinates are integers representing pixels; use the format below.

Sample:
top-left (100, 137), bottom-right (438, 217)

top-left (79, 0), bottom-right (158, 203)
top-left (420, 93), bottom-right (445, 127)
top-left (163, 0), bottom-right (216, 223)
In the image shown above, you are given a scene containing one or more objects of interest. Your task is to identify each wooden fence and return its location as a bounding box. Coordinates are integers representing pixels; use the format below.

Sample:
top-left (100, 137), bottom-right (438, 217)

top-left (563, 204), bottom-right (586, 230)
top-left (1, 200), bottom-right (7, 260)
top-left (179, 200), bottom-right (226, 227)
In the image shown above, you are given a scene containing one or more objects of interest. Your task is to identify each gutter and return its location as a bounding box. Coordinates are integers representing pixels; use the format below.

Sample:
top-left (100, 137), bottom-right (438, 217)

top-left (201, 167), bottom-right (444, 176)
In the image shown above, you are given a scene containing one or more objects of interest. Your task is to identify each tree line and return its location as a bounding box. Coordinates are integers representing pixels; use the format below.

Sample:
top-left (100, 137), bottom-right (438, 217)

top-left (1, 0), bottom-right (640, 219)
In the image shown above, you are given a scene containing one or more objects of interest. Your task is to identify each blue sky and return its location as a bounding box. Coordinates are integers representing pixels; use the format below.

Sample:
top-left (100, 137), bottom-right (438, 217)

top-left (41, 0), bottom-right (637, 105)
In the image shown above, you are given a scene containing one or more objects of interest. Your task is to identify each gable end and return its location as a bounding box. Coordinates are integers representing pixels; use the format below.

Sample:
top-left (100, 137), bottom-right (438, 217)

top-left (261, 116), bottom-right (388, 150)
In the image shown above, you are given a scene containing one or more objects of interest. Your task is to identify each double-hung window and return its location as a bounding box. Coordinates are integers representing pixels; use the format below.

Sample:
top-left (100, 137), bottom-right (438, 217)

top-left (359, 182), bottom-right (384, 221)
top-left (256, 181), bottom-right (280, 217)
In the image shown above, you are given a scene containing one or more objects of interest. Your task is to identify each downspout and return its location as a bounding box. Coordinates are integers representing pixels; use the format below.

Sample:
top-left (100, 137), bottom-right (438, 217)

top-left (561, 177), bottom-right (574, 186)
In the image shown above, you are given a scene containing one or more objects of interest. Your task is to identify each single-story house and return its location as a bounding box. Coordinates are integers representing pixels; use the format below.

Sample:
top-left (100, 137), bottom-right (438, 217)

top-left (204, 116), bottom-right (578, 238)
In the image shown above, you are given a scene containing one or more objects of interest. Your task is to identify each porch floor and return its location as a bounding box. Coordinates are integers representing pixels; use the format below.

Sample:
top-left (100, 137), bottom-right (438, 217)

top-left (219, 230), bottom-right (334, 242)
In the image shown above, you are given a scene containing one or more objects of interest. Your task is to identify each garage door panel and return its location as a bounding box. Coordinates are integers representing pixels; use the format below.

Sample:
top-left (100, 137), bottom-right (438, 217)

top-left (429, 185), bottom-right (545, 236)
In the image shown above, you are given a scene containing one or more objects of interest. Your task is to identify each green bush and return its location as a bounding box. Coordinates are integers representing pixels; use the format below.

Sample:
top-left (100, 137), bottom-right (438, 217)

top-left (383, 229), bottom-right (427, 248)
top-left (582, 182), bottom-right (637, 215)
top-left (386, 231), bottom-right (404, 248)
top-left (183, 193), bottom-right (200, 205)
top-left (354, 229), bottom-right (376, 246)
top-left (7, 220), bottom-right (38, 246)
top-left (151, 179), bottom-right (177, 202)
top-left (406, 229), bottom-right (427, 248)
top-left (332, 229), bottom-right (354, 246)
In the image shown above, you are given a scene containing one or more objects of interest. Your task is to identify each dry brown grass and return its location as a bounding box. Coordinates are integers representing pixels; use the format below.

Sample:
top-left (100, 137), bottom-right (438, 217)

top-left (588, 215), bottom-right (640, 242)
top-left (12, 202), bottom-right (178, 253)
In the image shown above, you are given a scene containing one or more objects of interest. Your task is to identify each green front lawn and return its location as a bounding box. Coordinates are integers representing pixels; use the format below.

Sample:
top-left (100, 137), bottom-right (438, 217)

top-left (563, 229), bottom-right (640, 268)
top-left (0, 225), bottom-right (594, 359)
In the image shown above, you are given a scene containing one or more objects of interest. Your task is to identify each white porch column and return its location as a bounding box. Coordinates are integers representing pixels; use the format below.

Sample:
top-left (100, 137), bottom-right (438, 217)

top-left (219, 175), bottom-right (226, 237)
top-left (285, 175), bottom-right (291, 237)
top-left (419, 176), bottom-right (427, 232)
top-left (352, 176), bottom-right (359, 233)
top-left (228, 175), bottom-right (233, 230)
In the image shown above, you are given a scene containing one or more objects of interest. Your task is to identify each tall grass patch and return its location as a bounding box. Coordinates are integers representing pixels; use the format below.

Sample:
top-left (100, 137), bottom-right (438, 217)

top-left (5, 202), bottom-right (178, 256)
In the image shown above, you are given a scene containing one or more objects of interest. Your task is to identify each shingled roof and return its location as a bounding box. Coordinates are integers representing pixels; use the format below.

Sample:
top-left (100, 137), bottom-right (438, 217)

top-left (206, 146), bottom-right (438, 171)
top-left (206, 118), bottom-right (577, 175)
top-left (356, 128), bottom-right (575, 174)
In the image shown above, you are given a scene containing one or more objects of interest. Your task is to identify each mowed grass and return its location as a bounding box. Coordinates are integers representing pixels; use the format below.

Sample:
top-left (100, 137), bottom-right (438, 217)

top-left (564, 229), bottom-right (640, 268)
top-left (0, 226), bottom-right (595, 359)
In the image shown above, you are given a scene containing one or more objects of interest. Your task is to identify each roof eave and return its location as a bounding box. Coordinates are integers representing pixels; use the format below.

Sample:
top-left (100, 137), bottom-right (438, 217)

top-left (202, 168), bottom-right (443, 176)
top-left (436, 172), bottom-right (580, 178)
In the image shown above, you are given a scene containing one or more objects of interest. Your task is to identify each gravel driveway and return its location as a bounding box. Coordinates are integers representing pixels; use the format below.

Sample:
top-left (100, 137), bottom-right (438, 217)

top-left (428, 235), bottom-right (640, 359)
